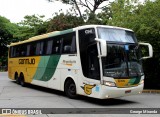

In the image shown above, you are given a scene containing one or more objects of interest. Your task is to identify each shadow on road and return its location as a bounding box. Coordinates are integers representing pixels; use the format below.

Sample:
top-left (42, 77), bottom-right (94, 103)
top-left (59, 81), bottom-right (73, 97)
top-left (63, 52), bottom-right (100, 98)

top-left (77, 96), bottom-right (136, 106)
top-left (12, 81), bottom-right (137, 106)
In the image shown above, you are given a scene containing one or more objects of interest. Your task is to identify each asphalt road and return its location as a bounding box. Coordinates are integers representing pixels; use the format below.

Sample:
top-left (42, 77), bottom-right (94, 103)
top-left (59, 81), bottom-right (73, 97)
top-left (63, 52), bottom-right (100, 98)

top-left (0, 72), bottom-right (159, 117)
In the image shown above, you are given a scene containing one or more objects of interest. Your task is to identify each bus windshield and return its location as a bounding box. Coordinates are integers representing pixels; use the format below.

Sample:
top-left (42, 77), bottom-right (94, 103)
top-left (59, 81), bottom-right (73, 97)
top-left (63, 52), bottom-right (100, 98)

top-left (97, 27), bottom-right (143, 78)
top-left (102, 44), bottom-right (143, 78)
top-left (97, 27), bottom-right (137, 43)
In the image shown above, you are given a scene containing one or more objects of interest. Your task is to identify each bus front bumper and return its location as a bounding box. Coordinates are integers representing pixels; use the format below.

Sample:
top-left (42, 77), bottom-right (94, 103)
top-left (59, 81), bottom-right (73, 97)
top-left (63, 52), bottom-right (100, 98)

top-left (99, 84), bottom-right (144, 99)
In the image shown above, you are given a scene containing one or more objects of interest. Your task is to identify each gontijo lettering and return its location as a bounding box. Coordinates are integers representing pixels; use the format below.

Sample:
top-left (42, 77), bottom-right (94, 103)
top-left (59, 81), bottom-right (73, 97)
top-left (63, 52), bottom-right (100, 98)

top-left (19, 58), bottom-right (35, 64)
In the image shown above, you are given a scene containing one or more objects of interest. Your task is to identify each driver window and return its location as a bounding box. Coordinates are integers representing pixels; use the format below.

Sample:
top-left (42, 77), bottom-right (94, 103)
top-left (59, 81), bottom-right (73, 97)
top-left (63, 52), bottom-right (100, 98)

top-left (87, 44), bottom-right (100, 80)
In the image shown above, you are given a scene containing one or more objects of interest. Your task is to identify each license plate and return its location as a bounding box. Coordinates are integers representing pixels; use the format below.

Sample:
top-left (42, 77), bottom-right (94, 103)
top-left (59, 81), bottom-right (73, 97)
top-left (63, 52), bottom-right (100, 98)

top-left (125, 90), bottom-right (131, 94)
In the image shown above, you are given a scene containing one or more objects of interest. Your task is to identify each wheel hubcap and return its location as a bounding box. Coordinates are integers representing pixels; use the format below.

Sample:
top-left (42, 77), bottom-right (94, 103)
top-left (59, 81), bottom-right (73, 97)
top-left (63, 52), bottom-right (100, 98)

top-left (69, 84), bottom-right (76, 94)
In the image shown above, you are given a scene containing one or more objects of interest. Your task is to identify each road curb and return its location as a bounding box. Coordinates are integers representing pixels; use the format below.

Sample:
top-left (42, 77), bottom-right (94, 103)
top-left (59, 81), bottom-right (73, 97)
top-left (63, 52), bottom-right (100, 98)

top-left (142, 90), bottom-right (160, 94)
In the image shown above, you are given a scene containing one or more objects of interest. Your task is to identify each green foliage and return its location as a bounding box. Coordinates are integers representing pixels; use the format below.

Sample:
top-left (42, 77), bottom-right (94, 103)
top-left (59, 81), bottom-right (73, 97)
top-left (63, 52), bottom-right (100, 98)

top-left (47, 0), bottom-right (109, 20)
top-left (103, 0), bottom-right (159, 52)
top-left (0, 16), bottom-right (19, 65)
top-left (107, 0), bottom-right (160, 58)
top-left (18, 15), bottom-right (45, 27)
top-left (47, 12), bottom-right (84, 32)
top-left (0, 16), bottom-right (17, 42)
top-left (0, 15), bottom-right (48, 66)
top-left (103, 0), bottom-right (160, 88)
top-left (135, 0), bottom-right (160, 88)
top-left (96, 6), bottom-right (112, 24)
top-left (107, 0), bottom-right (137, 28)
top-left (17, 15), bottom-right (48, 40)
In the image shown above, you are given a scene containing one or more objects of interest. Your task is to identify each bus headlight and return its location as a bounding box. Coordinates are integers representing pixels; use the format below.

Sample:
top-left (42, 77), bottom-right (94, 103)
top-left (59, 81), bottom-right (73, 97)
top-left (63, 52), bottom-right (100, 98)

top-left (103, 81), bottom-right (116, 87)
top-left (140, 79), bottom-right (144, 85)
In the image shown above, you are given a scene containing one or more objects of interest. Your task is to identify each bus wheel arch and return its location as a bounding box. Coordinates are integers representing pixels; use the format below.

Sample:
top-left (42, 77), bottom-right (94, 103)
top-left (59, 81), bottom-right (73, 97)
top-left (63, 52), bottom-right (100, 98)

top-left (14, 72), bottom-right (19, 84)
top-left (19, 72), bottom-right (26, 87)
top-left (64, 78), bottom-right (77, 99)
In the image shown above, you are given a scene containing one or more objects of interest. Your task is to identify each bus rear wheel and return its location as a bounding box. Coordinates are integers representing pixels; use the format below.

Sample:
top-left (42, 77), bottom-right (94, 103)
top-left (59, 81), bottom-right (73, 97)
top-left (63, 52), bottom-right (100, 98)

top-left (19, 74), bottom-right (26, 87)
top-left (15, 73), bottom-right (20, 84)
top-left (64, 79), bottom-right (77, 99)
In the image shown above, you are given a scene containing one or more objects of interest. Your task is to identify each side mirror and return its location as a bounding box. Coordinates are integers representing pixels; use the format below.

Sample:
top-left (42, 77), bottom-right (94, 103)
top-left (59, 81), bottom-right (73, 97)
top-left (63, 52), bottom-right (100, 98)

top-left (95, 38), bottom-right (107, 57)
top-left (139, 42), bottom-right (153, 59)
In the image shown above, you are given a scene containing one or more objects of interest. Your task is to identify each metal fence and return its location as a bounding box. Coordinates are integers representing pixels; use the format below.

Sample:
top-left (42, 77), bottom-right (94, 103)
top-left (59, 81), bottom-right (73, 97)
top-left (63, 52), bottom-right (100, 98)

top-left (0, 66), bottom-right (7, 71)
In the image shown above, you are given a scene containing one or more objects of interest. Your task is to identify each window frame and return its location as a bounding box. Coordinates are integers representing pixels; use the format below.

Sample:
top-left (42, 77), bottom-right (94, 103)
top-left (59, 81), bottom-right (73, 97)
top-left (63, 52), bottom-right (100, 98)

top-left (9, 31), bottom-right (77, 58)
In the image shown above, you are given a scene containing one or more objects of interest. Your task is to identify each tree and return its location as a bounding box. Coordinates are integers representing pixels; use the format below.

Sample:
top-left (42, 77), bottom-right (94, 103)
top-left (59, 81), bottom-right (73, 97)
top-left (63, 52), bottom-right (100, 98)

top-left (108, 0), bottom-right (160, 60)
top-left (18, 15), bottom-right (45, 27)
top-left (0, 15), bottom-right (49, 66)
top-left (47, 0), bottom-right (109, 20)
top-left (102, 0), bottom-right (160, 89)
top-left (17, 14), bottom-right (48, 40)
top-left (0, 16), bottom-right (19, 65)
top-left (47, 12), bottom-right (84, 32)
top-left (133, 0), bottom-right (160, 89)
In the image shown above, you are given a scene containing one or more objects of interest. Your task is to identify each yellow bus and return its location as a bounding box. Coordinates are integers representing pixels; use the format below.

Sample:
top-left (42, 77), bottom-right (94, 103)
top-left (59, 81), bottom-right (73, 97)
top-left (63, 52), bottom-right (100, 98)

top-left (8, 25), bottom-right (153, 99)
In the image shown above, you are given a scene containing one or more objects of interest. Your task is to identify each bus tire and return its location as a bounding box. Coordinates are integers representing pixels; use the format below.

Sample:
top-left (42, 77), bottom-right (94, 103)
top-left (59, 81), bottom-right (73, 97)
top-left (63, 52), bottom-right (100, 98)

top-left (15, 73), bottom-right (20, 84)
top-left (64, 79), bottom-right (77, 99)
top-left (19, 74), bottom-right (26, 87)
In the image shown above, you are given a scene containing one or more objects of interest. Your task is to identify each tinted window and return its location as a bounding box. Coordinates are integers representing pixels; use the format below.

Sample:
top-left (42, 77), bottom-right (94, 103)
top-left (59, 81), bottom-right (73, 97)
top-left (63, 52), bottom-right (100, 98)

top-left (52, 37), bottom-right (62, 54)
top-left (26, 45), bottom-right (30, 56)
top-left (29, 43), bottom-right (36, 56)
top-left (19, 45), bottom-right (27, 56)
top-left (62, 32), bottom-right (76, 54)
top-left (46, 40), bottom-right (53, 55)
top-left (35, 41), bottom-right (44, 55)
top-left (9, 32), bottom-right (76, 57)
top-left (79, 28), bottom-right (100, 80)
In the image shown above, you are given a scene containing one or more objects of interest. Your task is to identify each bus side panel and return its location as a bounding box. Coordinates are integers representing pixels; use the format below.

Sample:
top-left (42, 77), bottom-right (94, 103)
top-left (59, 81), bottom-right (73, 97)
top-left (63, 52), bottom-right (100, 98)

top-left (8, 58), bottom-right (20, 80)
top-left (54, 55), bottom-right (80, 92)
top-left (31, 55), bottom-right (61, 88)
top-left (47, 68), bottom-right (61, 90)
top-left (8, 58), bottom-right (15, 80)
top-left (8, 57), bottom-right (41, 83)
top-left (57, 55), bottom-right (101, 98)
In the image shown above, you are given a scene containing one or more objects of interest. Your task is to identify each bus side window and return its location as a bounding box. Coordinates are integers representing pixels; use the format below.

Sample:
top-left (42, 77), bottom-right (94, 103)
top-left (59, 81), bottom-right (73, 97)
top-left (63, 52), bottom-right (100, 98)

top-left (19, 44), bottom-right (27, 57)
top-left (43, 40), bottom-right (47, 55)
top-left (62, 32), bottom-right (76, 54)
top-left (36, 42), bottom-right (44, 55)
top-left (16, 46), bottom-right (20, 57)
top-left (10, 47), bottom-right (12, 58)
top-left (26, 45), bottom-right (30, 56)
top-left (30, 43), bottom-right (36, 56)
top-left (52, 46), bottom-right (59, 53)
top-left (10, 47), bottom-right (16, 57)
top-left (36, 42), bottom-right (40, 55)
top-left (70, 35), bottom-right (76, 53)
top-left (40, 41), bottom-right (44, 55)
top-left (13, 46), bottom-right (17, 57)
top-left (46, 40), bottom-right (53, 55)
top-left (52, 37), bottom-right (61, 54)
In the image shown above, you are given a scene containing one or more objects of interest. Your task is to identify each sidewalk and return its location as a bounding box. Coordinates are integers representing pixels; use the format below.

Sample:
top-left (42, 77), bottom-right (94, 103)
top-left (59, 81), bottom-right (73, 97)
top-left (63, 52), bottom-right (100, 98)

top-left (143, 89), bottom-right (160, 94)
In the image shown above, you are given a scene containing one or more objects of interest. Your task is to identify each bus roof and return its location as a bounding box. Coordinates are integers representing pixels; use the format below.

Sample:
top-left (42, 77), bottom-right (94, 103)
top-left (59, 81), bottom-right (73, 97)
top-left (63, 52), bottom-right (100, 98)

top-left (76, 25), bottom-right (133, 32)
top-left (9, 31), bottom-right (59, 46)
top-left (9, 25), bottom-right (133, 46)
